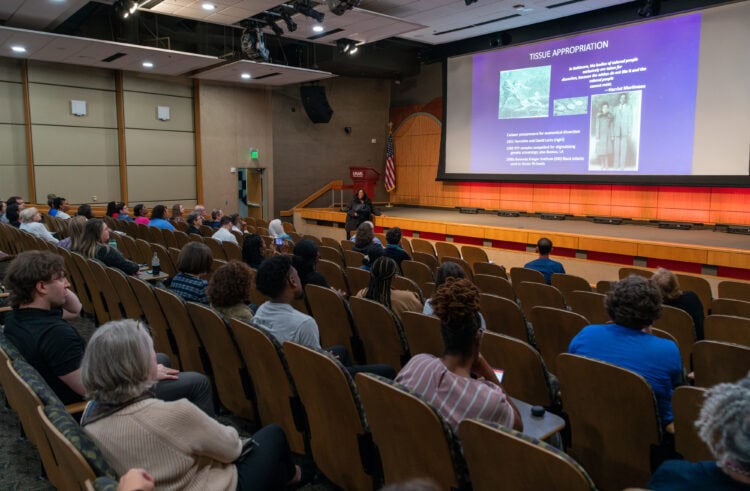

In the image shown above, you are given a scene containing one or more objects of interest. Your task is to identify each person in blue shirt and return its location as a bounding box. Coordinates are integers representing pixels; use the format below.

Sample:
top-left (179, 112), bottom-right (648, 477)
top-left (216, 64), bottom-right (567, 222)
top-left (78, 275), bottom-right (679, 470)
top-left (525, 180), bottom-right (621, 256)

top-left (568, 275), bottom-right (683, 429)
top-left (648, 374), bottom-right (750, 490)
top-left (148, 205), bottom-right (175, 230)
top-left (524, 237), bottom-right (565, 284)
top-left (383, 227), bottom-right (411, 269)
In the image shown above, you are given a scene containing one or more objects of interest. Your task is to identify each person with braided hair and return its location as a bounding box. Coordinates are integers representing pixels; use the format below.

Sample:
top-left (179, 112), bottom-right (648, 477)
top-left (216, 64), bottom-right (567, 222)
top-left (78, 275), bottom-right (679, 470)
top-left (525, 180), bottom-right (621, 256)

top-left (395, 278), bottom-right (522, 435)
top-left (355, 256), bottom-right (421, 321)
top-left (649, 373), bottom-right (750, 489)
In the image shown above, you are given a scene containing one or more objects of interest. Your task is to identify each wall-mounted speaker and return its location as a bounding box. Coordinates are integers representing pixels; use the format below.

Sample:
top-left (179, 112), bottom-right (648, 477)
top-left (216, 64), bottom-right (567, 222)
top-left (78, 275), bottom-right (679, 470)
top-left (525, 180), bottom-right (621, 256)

top-left (300, 86), bottom-right (333, 124)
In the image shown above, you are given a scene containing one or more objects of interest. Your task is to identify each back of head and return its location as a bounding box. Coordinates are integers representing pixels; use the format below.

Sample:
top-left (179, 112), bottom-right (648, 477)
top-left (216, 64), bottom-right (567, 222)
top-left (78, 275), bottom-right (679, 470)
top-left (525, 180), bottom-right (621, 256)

top-left (432, 277), bottom-right (481, 357)
top-left (537, 237), bottom-right (553, 256)
top-left (219, 215), bottom-right (233, 227)
top-left (354, 222), bottom-right (374, 249)
top-left (53, 197), bottom-right (65, 210)
top-left (605, 275), bottom-right (662, 329)
top-left (80, 319), bottom-right (154, 405)
top-left (435, 262), bottom-right (466, 289)
top-left (255, 255), bottom-right (293, 298)
top-left (5, 250), bottom-right (65, 307)
top-left (172, 204), bottom-right (183, 218)
top-left (242, 234), bottom-right (265, 267)
top-left (186, 212), bottom-right (200, 227)
top-left (696, 373), bottom-right (750, 475)
top-left (177, 242), bottom-right (212, 275)
top-left (386, 227), bottom-right (402, 245)
top-left (365, 256), bottom-right (397, 307)
top-left (68, 215), bottom-right (88, 250)
top-left (115, 202), bottom-right (126, 214)
top-left (207, 261), bottom-right (254, 307)
top-left (47, 193), bottom-right (56, 207)
top-left (105, 201), bottom-right (117, 217)
top-left (6, 196), bottom-right (21, 206)
top-left (293, 239), bottom-right (318, 274)
top-left (133, 204), bottom-right (145, 217)
top-left (151, 205), bottom-right (167, 220)
top-left (19, 207), bottom-right (37, 223)
top-left (362, 243), bottom-right (384, 269)
top-left (651, 267), bottom-right (682, 301)
top-left (6, 203), bottom-right (19, 223)
top-left (74, 219), bottom-right (104, 258)
top-left (77, 204), bottom-right (93, 219)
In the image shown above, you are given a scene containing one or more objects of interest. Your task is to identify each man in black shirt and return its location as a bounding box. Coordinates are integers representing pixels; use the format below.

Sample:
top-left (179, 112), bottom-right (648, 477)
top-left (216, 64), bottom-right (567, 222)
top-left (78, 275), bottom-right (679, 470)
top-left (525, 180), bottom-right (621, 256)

top-left (383, 227), bottom-right (411, 270)
top-left (4, 250), bottom-right (215, 415)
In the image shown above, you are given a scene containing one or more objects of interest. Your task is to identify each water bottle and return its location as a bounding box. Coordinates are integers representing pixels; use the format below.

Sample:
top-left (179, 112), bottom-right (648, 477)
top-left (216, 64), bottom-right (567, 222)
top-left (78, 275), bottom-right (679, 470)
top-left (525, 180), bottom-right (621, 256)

top-left (108, 237), bottom-right (117, 249)
top-left (151, 252), bottom-right (161, 275)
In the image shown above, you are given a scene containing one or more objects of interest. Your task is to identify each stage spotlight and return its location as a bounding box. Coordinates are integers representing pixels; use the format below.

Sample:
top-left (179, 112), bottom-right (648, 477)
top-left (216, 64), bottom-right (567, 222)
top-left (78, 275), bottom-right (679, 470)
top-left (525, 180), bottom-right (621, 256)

top-left (336, 38), bottom-right (359, 55)
top-left (327, 0), bottom-right (361, 16)
top-left (280, 10), bottom-right (297, 32)
top-left (113, 0), bottom-right (139, 19)
top-left (295, 4), bottom-right (325, 23)
top-left (637, 0), bottom-right (661, 17)
top-left (241, 27), bottom-right (270, 62)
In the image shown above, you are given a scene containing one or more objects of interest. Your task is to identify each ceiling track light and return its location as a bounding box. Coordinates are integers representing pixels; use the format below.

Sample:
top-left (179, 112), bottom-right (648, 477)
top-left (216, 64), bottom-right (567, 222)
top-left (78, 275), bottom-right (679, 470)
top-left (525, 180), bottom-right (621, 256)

top-left (280, 10), bottom-right (298, 32)
top-left (336, 38), bottom-right (359, 55)
top-left (293, 2), bottom-right (325, 23)
top-left (114, 0), bottom-right (139, 20)
top-left (265, 15), bottom-right (283, 36)
top-left (327, 0), bottom-right (361, 16)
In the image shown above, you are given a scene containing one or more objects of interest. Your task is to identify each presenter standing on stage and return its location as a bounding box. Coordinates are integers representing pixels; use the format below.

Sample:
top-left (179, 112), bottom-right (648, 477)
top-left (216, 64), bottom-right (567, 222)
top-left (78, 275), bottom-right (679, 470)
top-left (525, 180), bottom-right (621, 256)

top-left (345, 189), bottom-right (380, 239)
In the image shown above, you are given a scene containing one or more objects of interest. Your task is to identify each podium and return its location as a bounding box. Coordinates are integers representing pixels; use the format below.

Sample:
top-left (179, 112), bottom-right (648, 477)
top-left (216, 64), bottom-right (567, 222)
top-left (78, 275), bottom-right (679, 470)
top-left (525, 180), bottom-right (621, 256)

top-left (349, 167), bottom-right (380, 200)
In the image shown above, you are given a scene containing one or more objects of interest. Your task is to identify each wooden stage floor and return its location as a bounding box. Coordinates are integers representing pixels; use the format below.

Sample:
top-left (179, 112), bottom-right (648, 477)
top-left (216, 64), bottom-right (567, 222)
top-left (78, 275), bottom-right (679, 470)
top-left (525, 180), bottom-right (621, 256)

top-left (297, 206), bottom-right (750, 280)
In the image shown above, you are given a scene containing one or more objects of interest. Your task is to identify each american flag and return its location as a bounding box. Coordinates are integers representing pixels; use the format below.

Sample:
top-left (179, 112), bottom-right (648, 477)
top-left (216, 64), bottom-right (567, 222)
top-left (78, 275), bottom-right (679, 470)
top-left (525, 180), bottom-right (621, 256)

top-left (385, 130), bottom-right (396, 192)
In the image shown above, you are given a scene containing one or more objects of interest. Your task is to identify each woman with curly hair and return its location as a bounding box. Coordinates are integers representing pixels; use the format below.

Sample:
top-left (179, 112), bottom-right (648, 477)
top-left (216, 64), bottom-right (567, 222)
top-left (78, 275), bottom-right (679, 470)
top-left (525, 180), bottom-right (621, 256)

top-left (355, 256), bottom-right (421, 321)
top-left (207, 261), bottom-right (256, 323)
top-left (569, 275), bottom-right (682, 430)
top-left (649, 373), bottom-right (750, 489)
top-left (395, 277), bottom-right (521, 435)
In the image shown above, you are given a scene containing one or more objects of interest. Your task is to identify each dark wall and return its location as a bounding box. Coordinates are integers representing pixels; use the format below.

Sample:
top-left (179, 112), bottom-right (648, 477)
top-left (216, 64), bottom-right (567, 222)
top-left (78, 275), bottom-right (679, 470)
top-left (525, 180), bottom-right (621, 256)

top-left (272, 77), bottom-right (391, 214)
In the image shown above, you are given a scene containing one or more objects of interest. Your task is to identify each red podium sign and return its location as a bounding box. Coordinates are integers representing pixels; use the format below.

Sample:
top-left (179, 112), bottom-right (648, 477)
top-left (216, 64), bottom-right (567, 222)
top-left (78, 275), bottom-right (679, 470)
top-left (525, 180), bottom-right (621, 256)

top-left (349, 167), bottom-right (380, 199)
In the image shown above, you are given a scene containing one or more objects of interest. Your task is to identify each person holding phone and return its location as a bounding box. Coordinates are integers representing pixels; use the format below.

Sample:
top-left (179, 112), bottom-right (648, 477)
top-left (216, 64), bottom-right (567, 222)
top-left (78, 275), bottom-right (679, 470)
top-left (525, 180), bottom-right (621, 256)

top-left (268, 219), bottom-right (292, 253)
top-left (395, 278), bottom-right (522, 435)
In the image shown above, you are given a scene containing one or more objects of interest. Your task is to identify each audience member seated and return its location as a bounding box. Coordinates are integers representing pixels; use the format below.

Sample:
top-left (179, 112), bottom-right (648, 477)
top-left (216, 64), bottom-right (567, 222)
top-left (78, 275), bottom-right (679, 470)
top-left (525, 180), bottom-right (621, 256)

top-left (355, 256), bottom-right (422, 321)
top-left (169, 242), bottom-right (212, 304)
top-left (0, 200), bottom-right (7, 224)
top-left (649, 373), bottom-right (750, 490)
top-left (253, 255), bottom-right (395, 378)
top-left (47, 193), bottom-right (56, 210)
top-left (149, 205), bottom-right (176, 231)
top-left (651, 267), bottom-right (705, 340)
top-left (73, 219), bottom-right (139, 275)
top-left (171, 204), bottom-right (184, 223)
top-left (4, 251), bottom-right (214, 415)
top-left (383, 227), bottom-right (411, 269)
top-left (524, 237), bottom-right (565, 284)
top-left (19, 207), bottom-right (59, 245)
top-left (351, 221), bottom-right (382, 252)
top-left (105, 201), bottom-right (118, 218)
top-left (80, 319), bottom-right (299, 490)
top-left (395, 277), bottom-right (522, 434)
top-left (293, 239), bottom-right (329, 289)
top-left (185, 212), bottom-right (203, 235)
top-left (267, 219), bottom-right (292, 253)
top-left (207, 261), bottom-right (255, 323)
top-left (230, 213), bottom-right (246, 233)
top-left (6, 203), bottom-right (20, 227)
top-left (194, 204), bottom-right (207, 220)
top-left (76, 203), bottom-right (94, 219)
top-left (345, 188), bottom-right (380, 239)
top-left (50, 196), bottom-right (71, 219)
top-left (207, 208), bottom-right (223, 229)
top-left (424, 262), bottom-right (465, 316)
top-left (6, 195), bottom-right (24, 210)
top-left (212, 216), bottom-right (238, 244)
top-left (58, 215), bottom-right (87, 250)
top-left (133, 204), bottom-right (150, 225)
top-left (361, 242), bottom-right (384, 272)
top-left (242, 234), bottom-right (266, 269)
top-left (569, 275), bottom-right (682, 429)
top-left (115, 202), bottom-right (134, 222)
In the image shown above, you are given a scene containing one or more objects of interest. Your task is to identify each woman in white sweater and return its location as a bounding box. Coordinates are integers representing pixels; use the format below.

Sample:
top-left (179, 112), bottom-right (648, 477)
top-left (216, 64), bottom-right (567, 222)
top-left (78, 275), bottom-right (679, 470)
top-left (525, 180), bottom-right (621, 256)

top-left (80, 319), bottom-right (300, 491)
top-left (19, 207), bottom-right (58, 244)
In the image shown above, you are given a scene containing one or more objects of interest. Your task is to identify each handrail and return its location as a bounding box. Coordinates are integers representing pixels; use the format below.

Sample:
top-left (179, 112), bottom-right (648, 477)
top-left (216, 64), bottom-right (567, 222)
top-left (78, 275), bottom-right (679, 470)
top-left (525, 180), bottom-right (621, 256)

top-left (280, 179), bottom-right (344, 217)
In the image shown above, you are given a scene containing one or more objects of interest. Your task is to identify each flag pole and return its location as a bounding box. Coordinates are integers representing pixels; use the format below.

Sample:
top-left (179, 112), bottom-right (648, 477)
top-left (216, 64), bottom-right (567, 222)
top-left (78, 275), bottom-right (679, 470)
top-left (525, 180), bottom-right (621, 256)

top-left (385, 121), bottom-right (394, 208)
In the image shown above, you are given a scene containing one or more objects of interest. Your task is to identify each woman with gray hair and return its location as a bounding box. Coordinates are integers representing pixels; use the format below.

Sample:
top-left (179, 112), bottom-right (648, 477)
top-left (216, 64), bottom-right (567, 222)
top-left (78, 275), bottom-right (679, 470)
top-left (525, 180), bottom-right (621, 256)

top-left (19, 207), bottom-right (59, 244)
top-left (649, 373), bottom-right (750, 489)
top-left (80, 319), bottom-right (301, 491)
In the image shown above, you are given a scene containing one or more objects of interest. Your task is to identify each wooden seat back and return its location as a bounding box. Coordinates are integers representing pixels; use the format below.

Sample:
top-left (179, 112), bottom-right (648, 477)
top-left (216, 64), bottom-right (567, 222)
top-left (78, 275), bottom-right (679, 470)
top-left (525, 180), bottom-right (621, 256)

top-left (401, 260), bottom-right (434, 295)
top-left (392, 275), bottom-right (424, 303)
top-left (133, 238), bottom-right (153, 264)
top-left (344, 250), bottom-right (365, 269)
top-left (474, 274), bottom-right (516, 301)
top-left (305, 284), bottom-right (362, 363)
top-left (552, 273), bottom-right (591, 297)
top-left (185, 302), bottom-right (256, 421)
top-left (473, 261), bottom-right (508, 279)
top-left (693, 340), bottom-right (750, 387)
top-left (223, 241), bottom-right (243, 262)
top-left (411, 251), bottom-right (438, 273)
top-left (316, 259), bottom-right (350, 295)
top-left (204, 237), bottom-right (228, 260)
top-left (435, 241), bottom-right (460, 261)
top-left (566, 290), bottom-right (609, 324)
top-left (557, 353), bottom-right (661, 490)
top-left (284, 342), bottom-right (374, 491)
top-left (711, 298), bottom-right (750, 318)
top-left (460, 419), bottom-right (595, 491)
top-left (618, 267), bottom-right (653, 280)
top-left (349, 296), bottom-right (409, 368)
top-left (319, 245), bottom-right (345, 268)
top-left (87, 259), bottom-right (124, 321)
top-left (717, 280), bottom-right (750, 302)
top-left (672, 386), bottom-right (712, 462)
top-left (346, 266), bottom-right (371, 296)
top-left (704, 315), bottom-right (750, 346)
top-left (529, 306), bottom-right (589, 374)
top-left (653, 305), bottom-right (695, 369)
top-left (460, 245), bottom-right (489, 268)
top-left (400, 312), bottom-right (443, 358)
top-left (126, 276), bottom-right (180, 368)
top-left (153, 288), bottom-right (210, 375)
top-left (410, 238), bottom-right (436, 256)
top-left (38, 405), bottom-right (97, 489)
top-left (104, 267), bottom-right (144, 320)
top-left (150, 242), bottom-right (176, 277)
top-left (480, 293), bottom-right (531, 344)
top-left (510, 267), bottom-right (546, 286)
top-left (355, 373), bottom-right (466, 490)
top-left (71, 252), bottom-right (109, 324)
top-left (516, 281), bottom-right (566, 318)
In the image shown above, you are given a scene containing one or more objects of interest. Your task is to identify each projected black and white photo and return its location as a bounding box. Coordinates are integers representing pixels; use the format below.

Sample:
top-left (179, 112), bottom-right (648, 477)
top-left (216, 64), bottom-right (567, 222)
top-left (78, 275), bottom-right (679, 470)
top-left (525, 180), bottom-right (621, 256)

top-left (498, 66), bottom-right (551, 119)
top-left (588, 91), bottom-right (642, 171)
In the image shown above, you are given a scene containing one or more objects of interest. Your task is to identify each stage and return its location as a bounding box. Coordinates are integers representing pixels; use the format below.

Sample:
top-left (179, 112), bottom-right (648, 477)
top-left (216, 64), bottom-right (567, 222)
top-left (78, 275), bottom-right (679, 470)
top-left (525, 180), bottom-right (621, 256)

top-left (294, 205), bottom-right (750, 282)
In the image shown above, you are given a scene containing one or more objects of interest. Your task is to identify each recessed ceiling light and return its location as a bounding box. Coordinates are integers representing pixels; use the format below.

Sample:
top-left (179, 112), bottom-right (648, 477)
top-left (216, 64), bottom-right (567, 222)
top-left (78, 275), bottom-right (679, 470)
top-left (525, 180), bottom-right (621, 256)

top-left (142, 61), bottom-right (154, 68)
top-left (202, 2), bottom-right (215, 10)
top-left (241, 73), bottom-right (251, 80)
top-left (312, 25), bottom-right (324, 33)
top-left (11, 46), bottom-right (26, 53)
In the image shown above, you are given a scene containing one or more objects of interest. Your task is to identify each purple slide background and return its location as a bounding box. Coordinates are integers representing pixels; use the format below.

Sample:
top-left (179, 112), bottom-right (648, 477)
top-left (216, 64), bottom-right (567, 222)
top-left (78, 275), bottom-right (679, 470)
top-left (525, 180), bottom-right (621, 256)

top-left (469, 14), bottom-right (701, 175)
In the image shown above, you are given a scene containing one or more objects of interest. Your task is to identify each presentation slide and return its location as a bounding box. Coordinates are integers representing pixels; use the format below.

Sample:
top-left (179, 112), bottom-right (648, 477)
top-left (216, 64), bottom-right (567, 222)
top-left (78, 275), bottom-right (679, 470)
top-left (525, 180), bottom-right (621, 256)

top-left (442, 2), bottom-right (750, 183)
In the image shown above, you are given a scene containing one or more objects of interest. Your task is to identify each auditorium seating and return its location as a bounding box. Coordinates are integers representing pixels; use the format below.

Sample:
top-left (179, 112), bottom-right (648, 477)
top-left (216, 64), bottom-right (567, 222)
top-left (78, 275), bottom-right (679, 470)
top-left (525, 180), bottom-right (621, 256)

top-left (516, 281), bottom-right (566, 318)
top-left (304, 284), bottom-right (363, 363)
top-left (692, 340), bottom-right (750, 387)
top-left (473, 261), bottom-right (508, 279)
top-left (474, 273), bottom-right (516, 301)
top-left (400, 311), bottom-right (443, 357)
top-left (510, 267), bottom-right (546, 286)
top-left (704, 314), bottom-right (750, 346)
top-left (480, 293), bottom-right (533, 344)
top-left (565, 290), bottom-right (609, 324)
top-left (316, 259), bottom-right (350, 294)
top-left (529, 306), bottom-right (588, 375)
top-left (672, 386), bottom-right (712, 462)
top-left (349, 296), bottom-right (410, 368)
top-left (652, 305), bottom-right (695, 369)
top-left (551, 273), bottom-right (592, 297)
